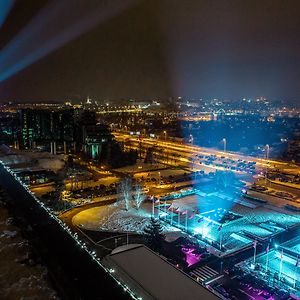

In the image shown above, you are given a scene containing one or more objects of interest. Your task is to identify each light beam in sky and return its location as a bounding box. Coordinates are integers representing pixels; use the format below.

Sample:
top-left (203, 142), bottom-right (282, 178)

top-left (0, 0), bottom-right (135, 82)
top-left (0, 0), bottom-right (15, 27)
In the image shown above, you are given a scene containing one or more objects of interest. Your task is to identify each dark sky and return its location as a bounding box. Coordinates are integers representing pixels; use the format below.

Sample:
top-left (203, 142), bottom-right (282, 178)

top-left (0, 0), bottom-right (299, 102)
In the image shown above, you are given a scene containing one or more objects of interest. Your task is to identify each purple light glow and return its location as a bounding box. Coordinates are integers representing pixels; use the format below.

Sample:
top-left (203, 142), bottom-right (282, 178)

top-left (182, 247), bottom-right (202, 266)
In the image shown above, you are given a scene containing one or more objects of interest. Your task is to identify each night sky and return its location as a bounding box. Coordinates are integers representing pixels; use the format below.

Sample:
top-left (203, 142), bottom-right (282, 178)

top-left (0, 0), bottom-right (299, 102)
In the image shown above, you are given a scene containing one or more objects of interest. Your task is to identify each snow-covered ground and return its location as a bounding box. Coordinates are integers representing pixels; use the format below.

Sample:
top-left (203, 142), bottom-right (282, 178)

top-left (0, 151), bottom-right (65, 172)
top-left (72, 202), bottom-right (181, 238)
top-left (0, 203), bottom-right (58, 300)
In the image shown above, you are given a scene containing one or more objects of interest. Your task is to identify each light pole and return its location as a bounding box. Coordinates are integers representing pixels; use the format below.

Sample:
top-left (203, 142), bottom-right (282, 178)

top-left (163, 130), bottom-right (167, 141)
top-left (152, 197), bottom-right (155, 217)
top-left (265, 144), bottom-right (270, 185)
top-left (265, 144), bottom-right (270, 160)
top-left (253, 240), bottom-right (257, 265)
top-left (222, 138), bottom-right (226, 152)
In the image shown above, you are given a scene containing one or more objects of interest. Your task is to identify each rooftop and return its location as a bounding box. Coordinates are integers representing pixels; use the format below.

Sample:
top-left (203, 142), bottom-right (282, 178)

top-left (103, 244), bottom-right (220, 300)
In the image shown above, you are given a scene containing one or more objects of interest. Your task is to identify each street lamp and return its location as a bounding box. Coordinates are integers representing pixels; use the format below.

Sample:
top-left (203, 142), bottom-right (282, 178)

top-left (265, 144), bottom-right (270, 185)
top-left (163, 130), bottom-right (167, 141)
top-left (265, 144), bottom-right (270, 160)
top-left (222, 138), bottom-right (226, 152)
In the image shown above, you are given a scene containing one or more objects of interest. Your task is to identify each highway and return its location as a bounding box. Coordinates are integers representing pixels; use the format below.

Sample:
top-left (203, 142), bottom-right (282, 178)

top-left (113, 132), bottom-right (297, 175)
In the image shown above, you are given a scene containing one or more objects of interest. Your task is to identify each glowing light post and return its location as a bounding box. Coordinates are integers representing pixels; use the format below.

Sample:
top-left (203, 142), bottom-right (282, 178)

top-left (163, 130), bottom-right (167, 141)
top-left (265, 244), bottom-right (270, 272)
top-left (178, 210), bottom-right (181, 228)
top-left (265, 144), bottom-right (270, 185)
top-left (222, 138), bottom-right (226, 152)
top-left (185, 210), bottom-right (188, 232)
top-left (189, 134), bottom-right (194, 145)
top-left (266, 144), bottom-right (270, 160)
top-left (152, 201), bottom-right (155, 217)
top-left (151, 196), bottom-right (155, 217)
top-left (220, 261), bottom-right (224, 274)
top-left (218, 225), bottom-right (223, 250)
top-left (181, 210), bottom-right (187, 231)
top-left (253, 239), bottom-right (257, 265)
top-left (279, 248), bottom-right (283, 279)
top-left (294, 255), bottom-right (299, 289)
top-left (157, 197), bottom-right (160, 218)
top-left (164, 200), bottom-right (167, 221)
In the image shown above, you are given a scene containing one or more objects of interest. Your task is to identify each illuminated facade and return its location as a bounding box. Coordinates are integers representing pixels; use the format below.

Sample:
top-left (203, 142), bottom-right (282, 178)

top-left (20, 108), bottom-right (75, 150)
top-left (82, 124), bottom-right (112, 160)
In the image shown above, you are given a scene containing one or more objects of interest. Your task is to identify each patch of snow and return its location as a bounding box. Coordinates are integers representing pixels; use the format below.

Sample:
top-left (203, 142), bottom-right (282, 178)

top-left (1, 230), bottom-right (17, 238)
top-left (73, 203), bottom-right (180, 235)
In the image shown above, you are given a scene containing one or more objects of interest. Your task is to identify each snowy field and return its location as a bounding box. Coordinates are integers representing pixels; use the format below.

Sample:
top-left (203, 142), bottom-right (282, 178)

top-left (72, 202), bottom-right (181, 238)
top-left (0, 151), bottom-right (65, 172)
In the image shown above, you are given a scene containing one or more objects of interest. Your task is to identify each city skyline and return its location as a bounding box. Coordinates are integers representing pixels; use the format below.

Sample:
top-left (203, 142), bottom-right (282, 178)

top-left (0, 103), bottom-right (300, 299)
top-left (0, 2), bottom-right (299, 299)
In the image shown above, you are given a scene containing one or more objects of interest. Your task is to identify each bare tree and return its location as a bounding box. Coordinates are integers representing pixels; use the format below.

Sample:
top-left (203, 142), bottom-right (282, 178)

top-left (134, 184), bottom-right (145, 210)
top-left (117, 177), bottom-right (132, 211)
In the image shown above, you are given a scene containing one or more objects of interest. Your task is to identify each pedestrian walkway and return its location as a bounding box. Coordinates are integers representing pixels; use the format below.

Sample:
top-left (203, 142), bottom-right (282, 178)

top-left (189, 265), bottom-right (219, 283)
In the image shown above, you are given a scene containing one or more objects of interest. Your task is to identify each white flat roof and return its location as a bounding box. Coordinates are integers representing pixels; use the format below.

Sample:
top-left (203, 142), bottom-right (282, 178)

top-left (104, 245), bottom-right (220, 300)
